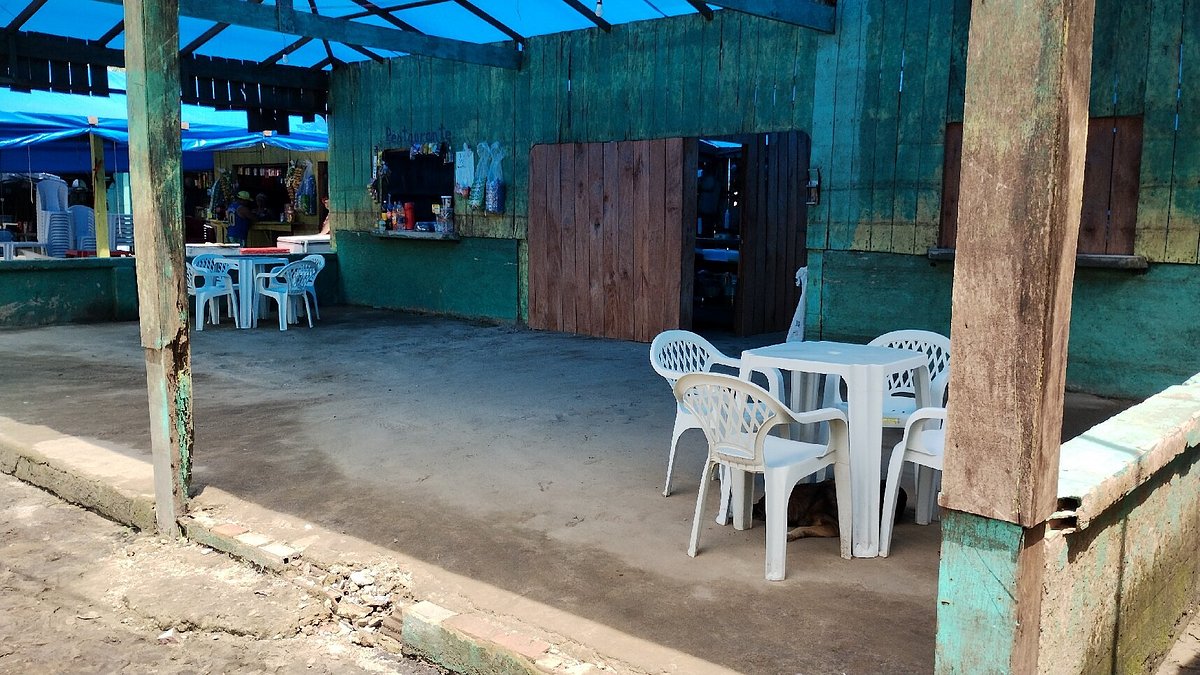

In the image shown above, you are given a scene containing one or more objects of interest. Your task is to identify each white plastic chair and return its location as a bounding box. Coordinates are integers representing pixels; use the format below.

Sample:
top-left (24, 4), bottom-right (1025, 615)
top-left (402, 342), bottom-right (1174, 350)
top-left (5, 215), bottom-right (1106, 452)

top-left (824, 329), bottom-right (951, 428)
top-left (880, 407), bottom-right (945, 557)
top-left (301, 254), bottom-right (325, 319)
top-left (68, 205), bottom-right (96, 251)
top-left (649, 331), bottom-right (783, 501)
top-left (108, 213), bottom-right (134, 252)
top-left (674, 373), bottom-right (851, 580)
top-left (255, 259), bottom-right (319, 331)
top-left (186, 262), bottom-right (239, 330)
top-left (191, 254), bottom-right (239, 324)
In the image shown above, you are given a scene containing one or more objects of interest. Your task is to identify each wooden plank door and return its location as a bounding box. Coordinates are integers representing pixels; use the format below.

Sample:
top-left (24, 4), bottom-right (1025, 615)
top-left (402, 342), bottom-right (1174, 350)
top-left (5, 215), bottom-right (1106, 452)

top-left (528, 139), bottom-right (696, 340)
top-left (735, 131), bottom-right (810, 336)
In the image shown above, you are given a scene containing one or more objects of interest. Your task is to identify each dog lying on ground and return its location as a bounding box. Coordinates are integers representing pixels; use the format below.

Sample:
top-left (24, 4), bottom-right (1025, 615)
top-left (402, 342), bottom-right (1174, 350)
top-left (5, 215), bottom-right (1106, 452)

top-left (751, 480), bottom-right (907, 541)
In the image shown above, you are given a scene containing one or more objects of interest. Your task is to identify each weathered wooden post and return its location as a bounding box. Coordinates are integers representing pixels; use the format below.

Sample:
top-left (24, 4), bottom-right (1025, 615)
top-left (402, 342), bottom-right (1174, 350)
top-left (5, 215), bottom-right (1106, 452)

top-left (124, 0), bottom-right (192, 536)
top-left (89, 133), bottom-right (110, 258)
top-left (935, 1), bottom-right (1095, 672)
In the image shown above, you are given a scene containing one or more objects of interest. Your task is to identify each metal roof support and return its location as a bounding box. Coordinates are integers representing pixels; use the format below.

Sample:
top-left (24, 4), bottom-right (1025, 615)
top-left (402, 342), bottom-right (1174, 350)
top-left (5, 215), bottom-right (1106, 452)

top-left (703, 0), bottom-right (835, 34)
top-left (560, 0), bottom-right (612, 32)
top-left (93, 0), bottom-right (522, 69)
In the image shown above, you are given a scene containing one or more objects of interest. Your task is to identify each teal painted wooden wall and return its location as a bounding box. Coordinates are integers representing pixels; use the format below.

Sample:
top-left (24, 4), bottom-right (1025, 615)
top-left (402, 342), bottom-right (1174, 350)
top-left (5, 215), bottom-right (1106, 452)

top-left (0, 259), bottom-right (138, 326)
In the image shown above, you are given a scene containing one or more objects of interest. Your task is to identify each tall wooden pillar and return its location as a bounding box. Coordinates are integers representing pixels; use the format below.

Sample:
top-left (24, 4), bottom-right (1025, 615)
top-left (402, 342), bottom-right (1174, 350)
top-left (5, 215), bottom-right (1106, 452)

top-left (124, 0), bottom-right (191, 536)
top-left (89, 133), bottom-right (111, 258)
top-left (935, 0), bottom-right (1095, 672)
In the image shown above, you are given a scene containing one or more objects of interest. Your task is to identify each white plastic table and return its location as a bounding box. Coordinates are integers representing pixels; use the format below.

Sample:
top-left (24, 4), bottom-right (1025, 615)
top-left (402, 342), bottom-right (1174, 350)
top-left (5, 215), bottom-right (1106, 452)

top-left (738, 341), bottom-right (931, 558)
top-left (215, 256), bottom-right (287, 329)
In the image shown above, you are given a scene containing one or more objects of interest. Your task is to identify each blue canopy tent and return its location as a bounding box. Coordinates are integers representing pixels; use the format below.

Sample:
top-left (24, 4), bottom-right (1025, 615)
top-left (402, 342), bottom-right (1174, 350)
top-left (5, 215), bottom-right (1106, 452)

top-left (0, 70), bottom-right (327, 174)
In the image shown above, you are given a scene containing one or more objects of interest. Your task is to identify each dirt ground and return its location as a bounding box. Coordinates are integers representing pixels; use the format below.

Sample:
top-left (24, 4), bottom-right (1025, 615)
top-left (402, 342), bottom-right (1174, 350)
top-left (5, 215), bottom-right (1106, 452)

top-left (0, 308), bottom-right (1140, 674)
top-left (0, 470), bottom-right (444, 674)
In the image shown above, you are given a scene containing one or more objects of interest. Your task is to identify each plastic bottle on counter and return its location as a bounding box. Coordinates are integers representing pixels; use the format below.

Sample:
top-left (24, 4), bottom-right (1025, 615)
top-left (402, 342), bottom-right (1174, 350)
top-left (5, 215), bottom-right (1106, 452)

top-left (404, 202), bottom-right (416, 231)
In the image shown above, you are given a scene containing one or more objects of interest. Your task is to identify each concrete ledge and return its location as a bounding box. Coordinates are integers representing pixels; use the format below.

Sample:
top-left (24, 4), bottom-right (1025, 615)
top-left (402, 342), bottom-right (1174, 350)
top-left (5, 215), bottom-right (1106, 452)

top-left (0, 424), bottom-right (156, 531)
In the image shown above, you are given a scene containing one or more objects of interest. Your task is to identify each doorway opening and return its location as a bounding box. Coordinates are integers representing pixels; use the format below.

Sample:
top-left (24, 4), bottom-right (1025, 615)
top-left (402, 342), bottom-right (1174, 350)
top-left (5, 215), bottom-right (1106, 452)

top-left (693, 138), bottom-right (744, 332)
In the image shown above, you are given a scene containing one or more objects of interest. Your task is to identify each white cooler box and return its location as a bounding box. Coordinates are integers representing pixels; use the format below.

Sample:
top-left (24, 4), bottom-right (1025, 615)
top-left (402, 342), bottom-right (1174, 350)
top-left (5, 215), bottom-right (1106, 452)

top-left (276, 234), bottom-right (332, 254)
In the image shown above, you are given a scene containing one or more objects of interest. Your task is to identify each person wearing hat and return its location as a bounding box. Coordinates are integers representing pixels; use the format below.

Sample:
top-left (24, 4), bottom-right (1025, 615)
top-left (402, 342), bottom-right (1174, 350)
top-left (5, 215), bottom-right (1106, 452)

top-left (227, 190), bottom-right (254, 245)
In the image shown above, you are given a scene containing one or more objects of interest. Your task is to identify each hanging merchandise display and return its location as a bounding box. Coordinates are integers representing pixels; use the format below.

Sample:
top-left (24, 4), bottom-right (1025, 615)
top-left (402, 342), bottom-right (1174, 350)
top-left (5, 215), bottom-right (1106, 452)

top-left (208, 168), bottom-right (234, 219)
top-left (455, 144), bottom-right (475, 198)
top-left (469, 142), bottom-right (490, 210)
top-left (485, 142), bottom-right (506, 214)
top-left (298, 161), bottom-right (317, 215)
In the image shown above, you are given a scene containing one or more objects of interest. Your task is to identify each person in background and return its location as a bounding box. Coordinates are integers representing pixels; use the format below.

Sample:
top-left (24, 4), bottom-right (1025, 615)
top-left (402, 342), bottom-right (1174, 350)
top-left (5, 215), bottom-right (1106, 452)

top-left (253, 193), bottom-right (276, 221)
top-left (227, 190), bottom-right (253, 245)
top-left (319, 196), bottom-right (331, 235)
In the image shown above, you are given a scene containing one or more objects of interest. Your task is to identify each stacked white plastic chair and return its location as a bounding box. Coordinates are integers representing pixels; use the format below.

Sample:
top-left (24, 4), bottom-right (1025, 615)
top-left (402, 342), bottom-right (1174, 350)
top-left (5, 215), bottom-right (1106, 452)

top-left (34, 177), bottom-right (68, 244)
top-left (44, 212), bottom-right (72, 258)
top-left (674, 373), bottom-right (852, 580)
top-left (69, 205), bottom-right (96, 252)
top-left (186, 256), bottom-right (239, 330)
top-left (109, 213), bottom-right (134, 252)
top-left (255, 259), bottom-right (320, 331)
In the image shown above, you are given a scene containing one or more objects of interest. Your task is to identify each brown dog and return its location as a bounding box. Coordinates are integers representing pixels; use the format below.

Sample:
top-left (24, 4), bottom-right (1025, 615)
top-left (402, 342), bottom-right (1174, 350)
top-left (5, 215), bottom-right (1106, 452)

top-left (752, 480), bottom-right (907, 541)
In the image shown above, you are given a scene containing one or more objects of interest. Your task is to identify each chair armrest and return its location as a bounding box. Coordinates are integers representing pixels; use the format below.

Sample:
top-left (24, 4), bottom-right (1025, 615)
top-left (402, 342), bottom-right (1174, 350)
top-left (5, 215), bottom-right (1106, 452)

top-left (788, 406), bottom-right (847, 427)
top-left (903, 407), bottom-right (946, 437)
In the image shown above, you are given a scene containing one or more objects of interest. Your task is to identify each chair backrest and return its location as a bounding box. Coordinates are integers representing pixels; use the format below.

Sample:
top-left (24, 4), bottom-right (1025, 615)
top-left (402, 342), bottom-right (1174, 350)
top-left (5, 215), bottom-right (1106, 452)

top-left (192, 253), bottom-right (234, 274)
top-left (303, 253), bottom-right (326, 272)
top-left (649, 330), bottom-right (730, 387)
top-left (274, 260), bottom-right (320, 294)
top-left (0, 229), bottom-right (12, 243)
top-left (869, 330), bottom-right (951, 405)
top-left (673, 373), bottom-right (789, 471)
top-left (185, 262), bottom-right (198, 294)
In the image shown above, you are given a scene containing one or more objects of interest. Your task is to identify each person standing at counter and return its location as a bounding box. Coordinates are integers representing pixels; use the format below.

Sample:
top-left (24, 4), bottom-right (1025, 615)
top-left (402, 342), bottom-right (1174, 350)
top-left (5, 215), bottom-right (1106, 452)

top-left (319, 196), bottom-right (331, 235)
top-left (228, 191), bottom-right (254, 245)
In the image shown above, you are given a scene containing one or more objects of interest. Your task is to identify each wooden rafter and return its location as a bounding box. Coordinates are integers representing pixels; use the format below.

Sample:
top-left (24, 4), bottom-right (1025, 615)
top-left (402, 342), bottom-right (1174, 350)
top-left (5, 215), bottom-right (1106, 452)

top-left (348, 44), bottom-right (385, 62)
top-left (93, 0), bottom-right (521, 69)
top-left (97, 20), bottom-right (125, 46)
top-left (560, 0), bottom-right (611, 32)
top-left (4, 0), bottom-right (50, 31)
top-left (684, 0), bottom-right (714, 20)
top-left (182, 0), bottom-right (264, 55)
top-left (262, 36), bottom-right (315, 66)
top-left (348, 0), bottom-right (422, 34)
top-left (306, 0), bottom-right (344, 69)
top-left (455, 0), bottom-right (525, 44)
top-left (702, 0), bottom-right (835, 34)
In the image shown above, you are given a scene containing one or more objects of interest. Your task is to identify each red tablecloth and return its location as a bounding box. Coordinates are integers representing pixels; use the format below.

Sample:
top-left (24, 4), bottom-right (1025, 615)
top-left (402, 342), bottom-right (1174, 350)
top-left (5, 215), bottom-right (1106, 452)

top-left (239, 247), bottom-right (289, 255)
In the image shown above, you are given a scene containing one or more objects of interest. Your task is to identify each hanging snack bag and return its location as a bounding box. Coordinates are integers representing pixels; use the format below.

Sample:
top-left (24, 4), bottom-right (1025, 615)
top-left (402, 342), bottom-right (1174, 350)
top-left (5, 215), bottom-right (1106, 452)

top-left (469, 142), bottom-right (490, 210)
top-left (485, 142), bottom-right (506, 214)
top-left (454, 144), bottom-right (475, 198)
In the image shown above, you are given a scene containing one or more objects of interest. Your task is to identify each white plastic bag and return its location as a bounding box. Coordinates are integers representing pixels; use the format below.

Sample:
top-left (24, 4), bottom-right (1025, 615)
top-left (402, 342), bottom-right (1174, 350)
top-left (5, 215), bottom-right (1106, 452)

top-left (454, 144), bottom-right (475, 198)
top-left (485, 142), bottom-right (506, 214)
top-left (469, 142), bottom-right (491, 210)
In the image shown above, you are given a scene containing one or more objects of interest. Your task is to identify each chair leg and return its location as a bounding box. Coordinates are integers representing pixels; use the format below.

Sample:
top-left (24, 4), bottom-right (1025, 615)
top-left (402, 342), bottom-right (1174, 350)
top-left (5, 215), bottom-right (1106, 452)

top-left (763, 472), bottom-right (794, 581)
top-left (879, 447), bottom-right (909, 558)
top-left (302, 295), bottom-right (314, 328)
top-left (663, 415), bottom-right (689, 497)
top-left (277, 296), bottom-right (287, 331)
top-left (688, 459), bottom-right (715, 558)
top-left (194, 295), bottom-right (205, 331)
top-left (715, 465), bottom-right (732, 525)
top-left (915, 466), bottom-right (938, 525)
top-left (228, 293), bottom-right (240, 329)
top-left (308, 289), bottom-right (320, 320)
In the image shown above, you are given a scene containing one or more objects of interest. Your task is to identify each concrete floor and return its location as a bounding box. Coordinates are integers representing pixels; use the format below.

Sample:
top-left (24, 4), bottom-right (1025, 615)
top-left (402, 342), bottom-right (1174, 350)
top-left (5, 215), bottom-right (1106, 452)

top-left (0, 308), bottom-right (1134, 674)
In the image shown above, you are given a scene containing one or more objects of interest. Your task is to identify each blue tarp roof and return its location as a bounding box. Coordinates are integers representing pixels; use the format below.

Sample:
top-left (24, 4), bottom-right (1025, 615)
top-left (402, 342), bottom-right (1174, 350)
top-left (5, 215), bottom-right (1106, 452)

top-left (0, 0), bottom-right (705, 69)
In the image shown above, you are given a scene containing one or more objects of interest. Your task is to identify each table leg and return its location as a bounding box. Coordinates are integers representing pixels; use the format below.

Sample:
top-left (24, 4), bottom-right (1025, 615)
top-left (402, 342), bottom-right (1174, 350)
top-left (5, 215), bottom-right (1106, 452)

top-left (846, 364), bottom-right (885, 557)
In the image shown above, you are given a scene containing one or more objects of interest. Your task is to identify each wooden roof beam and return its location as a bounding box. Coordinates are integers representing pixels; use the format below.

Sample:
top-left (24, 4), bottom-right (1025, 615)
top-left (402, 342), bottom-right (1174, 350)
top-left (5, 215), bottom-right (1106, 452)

top-left (560, 0), bottom-right (611, 32)
top-left (182, 0), bottom-right (265, 56)
top-left (4, 0), bottom-right (50, 32)
top-left (348, 0), bottom-right (423, 34)
top-left (92, 0), bottom-right (522, 69)
top-left (97, 20), bottom-right (125, 46)
top-left (684, 1), bottom-right (714, 20)
top-left (703, 0), bottom-right (835, 33)
top-left (455, 0), bottom-right (525, 44)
